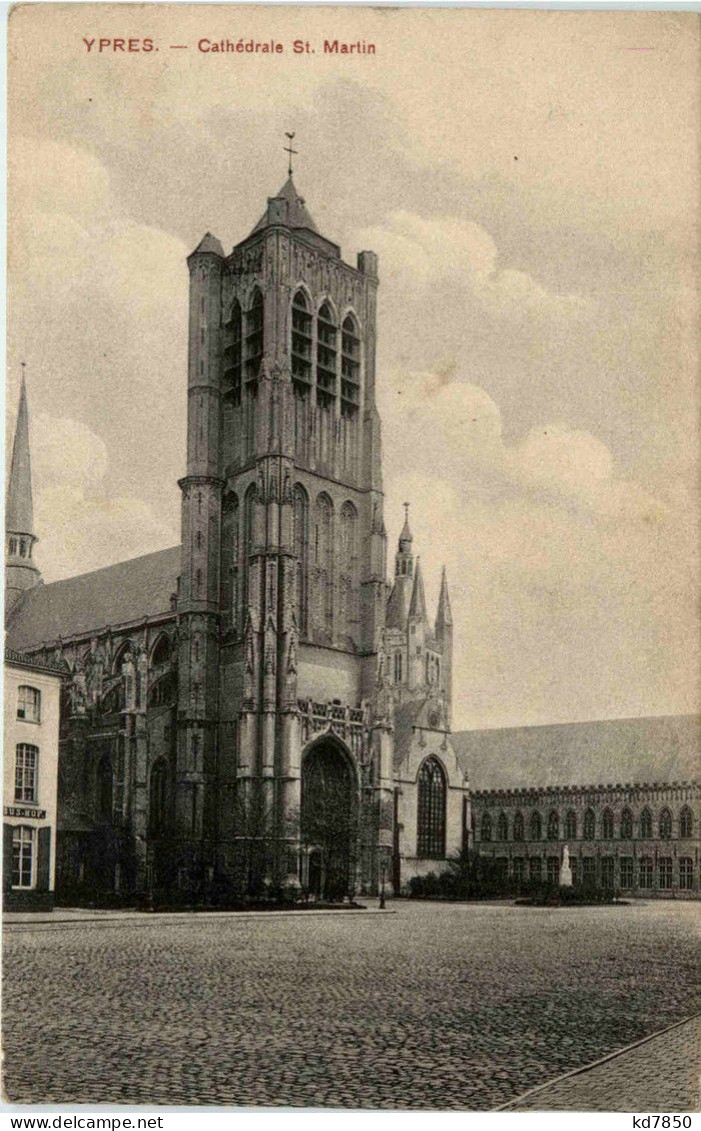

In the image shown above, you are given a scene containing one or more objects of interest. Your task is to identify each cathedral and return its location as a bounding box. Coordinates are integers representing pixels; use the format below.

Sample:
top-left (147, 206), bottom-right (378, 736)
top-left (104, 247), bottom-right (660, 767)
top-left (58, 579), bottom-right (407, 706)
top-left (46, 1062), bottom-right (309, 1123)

top-left (6, 174), bottom-right (469, 903)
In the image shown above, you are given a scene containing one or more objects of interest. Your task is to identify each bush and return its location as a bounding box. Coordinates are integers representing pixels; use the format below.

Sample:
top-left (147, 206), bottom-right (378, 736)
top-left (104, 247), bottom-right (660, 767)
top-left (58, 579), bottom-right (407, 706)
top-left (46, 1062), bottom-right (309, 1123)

top-left (407, 851), bottom-right (621, 904)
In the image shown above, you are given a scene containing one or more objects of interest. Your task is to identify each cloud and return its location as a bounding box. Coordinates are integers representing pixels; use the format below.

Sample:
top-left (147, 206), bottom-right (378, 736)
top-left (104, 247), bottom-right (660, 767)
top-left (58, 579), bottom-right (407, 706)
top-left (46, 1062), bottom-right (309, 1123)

top-left (356, 211), bottom-right (588, 320)
top-left (29, 414), bottom-right (178, 582)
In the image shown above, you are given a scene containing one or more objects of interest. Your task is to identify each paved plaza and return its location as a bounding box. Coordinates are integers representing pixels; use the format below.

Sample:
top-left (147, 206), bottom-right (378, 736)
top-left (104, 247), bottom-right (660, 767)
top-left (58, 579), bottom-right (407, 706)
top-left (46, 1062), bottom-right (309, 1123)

top-left (3, 899), bottom-right (699, 1109)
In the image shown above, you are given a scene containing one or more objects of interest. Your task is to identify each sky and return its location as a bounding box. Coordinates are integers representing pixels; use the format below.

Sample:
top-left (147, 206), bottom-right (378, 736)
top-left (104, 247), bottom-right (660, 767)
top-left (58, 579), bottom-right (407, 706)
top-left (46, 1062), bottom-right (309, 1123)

top-left (7, 5), bottom-right (700, 729)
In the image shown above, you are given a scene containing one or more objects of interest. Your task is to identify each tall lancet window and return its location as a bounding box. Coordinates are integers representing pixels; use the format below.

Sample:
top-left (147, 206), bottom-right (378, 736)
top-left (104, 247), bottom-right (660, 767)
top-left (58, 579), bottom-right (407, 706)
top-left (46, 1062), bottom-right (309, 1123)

top-left (223, 300), bottom-right (242, 406)
top-left (314, 493), bottom-right (334, 639)
top-left (243, 484), bottom-right (257, 618)
top-left (291, 290), bottom-right (312, 395)
top-left (316, 302), bottom-right (337, 410)
top-left (220, 493), bottom-right (239, 630)
top-left (293, 485), bottom-right (309, 635)
top-left (245, 289), bottom-right (264, 383)
top-left (339, 501), bottom-right (358, 644)
top-left (417, 757), bottom-right (446, 859)
top-left (341, 314), bottom-right (361, 418)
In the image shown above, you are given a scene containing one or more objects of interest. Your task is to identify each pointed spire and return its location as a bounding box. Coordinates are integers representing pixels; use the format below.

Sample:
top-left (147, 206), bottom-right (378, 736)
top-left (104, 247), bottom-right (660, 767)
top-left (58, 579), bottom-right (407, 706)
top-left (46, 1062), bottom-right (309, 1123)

top-left (250, 177), bottom-right (319, 236)
top-left (409, 557), bottom-right (427, 622)
top-left (399, 501), bottom-right (413, 552)
top-left (436, 566), bottom-right (453, 631)
top-left (7, 367), bottom-right (34, 536)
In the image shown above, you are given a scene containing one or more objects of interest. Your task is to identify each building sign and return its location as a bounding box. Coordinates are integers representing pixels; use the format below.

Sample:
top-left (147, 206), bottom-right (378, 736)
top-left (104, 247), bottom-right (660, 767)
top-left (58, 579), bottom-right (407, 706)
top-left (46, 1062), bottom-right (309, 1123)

top-left (4, 806), bottom-right (46, 820)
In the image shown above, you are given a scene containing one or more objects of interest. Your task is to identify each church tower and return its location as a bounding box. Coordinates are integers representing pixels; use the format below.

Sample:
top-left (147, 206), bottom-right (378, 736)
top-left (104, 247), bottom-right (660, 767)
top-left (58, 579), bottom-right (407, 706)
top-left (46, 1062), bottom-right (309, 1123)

top-left (6, 369), bottom-right (42, 618)
top-left (178, 169), bottom-right (391, 895)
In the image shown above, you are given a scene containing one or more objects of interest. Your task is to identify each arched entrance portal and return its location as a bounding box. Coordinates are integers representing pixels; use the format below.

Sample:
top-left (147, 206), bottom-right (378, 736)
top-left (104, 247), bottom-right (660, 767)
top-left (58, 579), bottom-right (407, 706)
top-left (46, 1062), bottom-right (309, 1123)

top-left (301, 739), bottom-right (357, 901)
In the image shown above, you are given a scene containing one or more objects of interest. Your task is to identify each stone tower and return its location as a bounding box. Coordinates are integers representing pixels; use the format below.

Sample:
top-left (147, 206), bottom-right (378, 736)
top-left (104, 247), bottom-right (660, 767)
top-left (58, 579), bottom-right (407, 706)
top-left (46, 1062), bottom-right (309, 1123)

top-left (5, 371), bottom-right (42, 617)
top-left (178, 175), bottom-right (392, 896)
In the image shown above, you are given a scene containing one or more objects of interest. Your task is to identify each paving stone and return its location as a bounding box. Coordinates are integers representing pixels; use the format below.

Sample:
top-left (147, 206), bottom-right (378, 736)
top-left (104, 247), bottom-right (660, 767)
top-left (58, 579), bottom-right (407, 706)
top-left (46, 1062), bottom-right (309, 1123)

top-left (3, 900), bottom-right (698, 1109)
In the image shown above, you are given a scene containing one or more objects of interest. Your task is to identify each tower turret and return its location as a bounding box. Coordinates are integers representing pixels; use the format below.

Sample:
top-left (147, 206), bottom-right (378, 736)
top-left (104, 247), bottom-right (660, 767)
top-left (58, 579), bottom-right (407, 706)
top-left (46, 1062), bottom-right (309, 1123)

top-left (386, 504), bottom-right (414, 630)
top-left (6, 369), bottom-right (42, 616)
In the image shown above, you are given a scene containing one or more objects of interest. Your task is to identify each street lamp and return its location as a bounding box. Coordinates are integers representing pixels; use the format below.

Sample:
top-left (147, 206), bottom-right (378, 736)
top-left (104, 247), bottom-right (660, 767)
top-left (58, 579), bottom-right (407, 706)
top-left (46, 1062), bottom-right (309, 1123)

top-left (379, 849), bottom-right (389, 909)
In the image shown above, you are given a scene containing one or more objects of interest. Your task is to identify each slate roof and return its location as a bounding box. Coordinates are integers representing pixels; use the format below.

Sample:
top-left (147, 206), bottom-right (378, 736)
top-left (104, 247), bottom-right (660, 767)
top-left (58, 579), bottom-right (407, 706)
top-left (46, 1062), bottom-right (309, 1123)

top-left (451, 714), bottom-right (700, 792)
top-left (6, 546), bottom-right (181, 652)
top-left (6, 375), bottom-right (34, 535)
top-left (251, 177), bottom-right (320, 235)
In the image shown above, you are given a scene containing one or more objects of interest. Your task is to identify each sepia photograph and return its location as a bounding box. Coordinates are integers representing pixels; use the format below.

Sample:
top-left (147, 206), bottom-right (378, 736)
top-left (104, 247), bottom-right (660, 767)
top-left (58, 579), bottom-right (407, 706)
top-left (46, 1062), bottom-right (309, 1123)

top-left (3, 2), bottom-right (700, 1115)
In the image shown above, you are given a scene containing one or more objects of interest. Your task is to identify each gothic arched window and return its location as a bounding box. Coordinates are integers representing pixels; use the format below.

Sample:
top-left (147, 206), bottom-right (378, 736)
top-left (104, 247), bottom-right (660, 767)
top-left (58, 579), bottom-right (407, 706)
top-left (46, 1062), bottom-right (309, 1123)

top-left (680, 806), bottom-right (693, 839)
top-left (291, 289), bottom-right (312, 393)
top-left (223, 300), bottom-right (242, 405)
top-left (481, 813), bottom-right (492, 842)
top-left (149, 758), bottom-right (170, 837)
top-left (293, 484), bottom-right (309, 635)
top-left (417, 757), bottom-right (446, 859)
top-left (529, 812), bottom-right (542, 841)
top-left (341, 314), bottom-right (361, 417)
top-left (640, 807), bottom-right (653, 839)
top-left (339, 501), bottom-right (358, 643)
top-left (97, 756), bottom-right (113, 823)
top-left (314, 493), bottom-right (334, 640)
top-left (497, 812), bottom-right (509, 841)
top-left (659, 808), bottom-right (672, 840)
top-left (243, 484), bottom-right (257, 613)
top-left (565, 810), bottom-right (577, 840)
top-left (583, 808), bottom-right (596, 840)
top-left (620, 807), bottom-right (633, 840)
top-left (245, 289), bottom-right (264, 383)
top-left (547, 811), bottom-right (559, 841)
top-left (513, 812), bottom-right (524, 841)
top-left (317, 302), bottom-right (337, 410)
top-left (602, 808), bottom-right (614, 840)
top-left (150, 634), bottom-right (171, 669)
top-left (220, 492), bottom-right (240, 630)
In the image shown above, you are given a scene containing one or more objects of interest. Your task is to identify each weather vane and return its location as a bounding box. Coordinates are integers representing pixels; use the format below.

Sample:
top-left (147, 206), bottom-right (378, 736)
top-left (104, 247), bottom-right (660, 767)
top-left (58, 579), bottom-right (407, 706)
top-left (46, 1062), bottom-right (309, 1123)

top-left (284, 131), bottom-right (298, 178)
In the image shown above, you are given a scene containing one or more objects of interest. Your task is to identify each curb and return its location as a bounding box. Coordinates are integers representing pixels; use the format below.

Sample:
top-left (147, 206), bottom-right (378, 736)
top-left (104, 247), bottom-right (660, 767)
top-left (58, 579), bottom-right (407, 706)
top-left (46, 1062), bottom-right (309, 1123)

top-left (4, 907), bottom-right (396, 929)
top-left (494, 1013), bottom-right (701, 1111)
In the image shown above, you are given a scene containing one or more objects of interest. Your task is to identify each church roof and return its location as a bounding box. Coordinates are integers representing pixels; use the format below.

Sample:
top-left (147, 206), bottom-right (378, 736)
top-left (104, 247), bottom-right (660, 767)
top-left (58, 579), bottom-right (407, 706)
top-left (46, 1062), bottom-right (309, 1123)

top-left (6, 546), bottom-right (180, 652)
top-left (452, 714), bottom-right (700, 793)
top-left (250, 176), bottom-right (320, 236)
top-left (6, 374), bottom-right (34, 536)
top-left (191, 232), bottom-right (224, 257)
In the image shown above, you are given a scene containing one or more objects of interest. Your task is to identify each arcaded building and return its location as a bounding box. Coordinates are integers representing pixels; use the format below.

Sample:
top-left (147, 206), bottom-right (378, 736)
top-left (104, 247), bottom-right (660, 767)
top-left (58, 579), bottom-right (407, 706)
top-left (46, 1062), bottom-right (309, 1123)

top-left (6, 175), bottom-right (467, 903)
top-left (455, 715), bottom-right (699, 897)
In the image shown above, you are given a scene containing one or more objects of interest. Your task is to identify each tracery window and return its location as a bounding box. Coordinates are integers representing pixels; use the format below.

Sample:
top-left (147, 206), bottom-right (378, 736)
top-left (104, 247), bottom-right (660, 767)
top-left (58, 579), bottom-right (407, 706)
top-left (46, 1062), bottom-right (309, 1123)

top-left (620, 807), bottom-right (633, 840)
top-left (583, 808), bottom-right (596, 840)
top-left (293, 485), bottom-right (309, 635)
top-left (316, 302), bottom-right (337, 410)
top-left (529, 812), bottom-right (542, 841)
top-left (547, 856), bottom-right (560, 885)
top-left (679, 857), bottom-right (693, 890)
top-left (341, 314), bottom-right (360, 418)
top-left (659, 808), bottom-right (672, 841)
top-left (12, 826), bottom-right (35, 889)
top-left (658, 856), bottom-right (673, 889)
top-left (547, 810), bottom-right (559, 841)
top-left (417, 757), bottom-right (446, 859)
top-left (243, 484), bottom-right (257, 611)
top-left (565, 810), bottom-right (577, 840)
top-left (529, 857), bottom-right (542, 881)
top-left (291, 290), bottom-right (313, 394)
top-left (339, 501), bottom-right (359, 642)
top-left (220, 493), bottom-right (240, 630)
top-left (513, 812), bottom-right (524, 842)
top-left (394, 652), bottom-right (403, 683)
top-left (17, 685), bottom-right (41, 723)
top-left (640, 807), bottom-right (653, 839)
top-left (15, 744), bottom-right (38, 803)
top-left (497, 812), bottom-right (509, 841)
top-left (620, 857), bottom-right (634, 888)
top-left (639, 856), bottom-right (653, 889)
top-left (223, 300), bottom-right (242, 406)
top-left (481, 813), bottom-right (492, 842)
top-left (244, 289), bottom-right (264, 384)
top-left (602, 808), bottom-right (614, 840)
top-left (680, 806), bottom-right (693, 839)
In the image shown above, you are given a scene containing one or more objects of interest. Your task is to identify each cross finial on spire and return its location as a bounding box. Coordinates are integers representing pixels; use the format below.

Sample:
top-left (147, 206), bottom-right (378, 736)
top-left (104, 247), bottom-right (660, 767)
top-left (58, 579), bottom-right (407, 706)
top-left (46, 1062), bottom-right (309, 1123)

top-left (284, 131), bottom-right (298, 178)
top-left (403, 502), bottom-right (410, 522)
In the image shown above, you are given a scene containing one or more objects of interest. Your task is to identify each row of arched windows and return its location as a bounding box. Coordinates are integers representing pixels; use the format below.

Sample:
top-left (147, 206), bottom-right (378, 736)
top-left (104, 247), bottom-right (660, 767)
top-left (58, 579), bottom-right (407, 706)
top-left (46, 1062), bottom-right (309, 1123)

top-left (222, 290), bottom-right (264, 406)
top-left (221, 484), bottom-right (360, 644)
top-left (291, 290), bottom-right (361, 417)
top-left (481, 805), bottom-right (694, 843)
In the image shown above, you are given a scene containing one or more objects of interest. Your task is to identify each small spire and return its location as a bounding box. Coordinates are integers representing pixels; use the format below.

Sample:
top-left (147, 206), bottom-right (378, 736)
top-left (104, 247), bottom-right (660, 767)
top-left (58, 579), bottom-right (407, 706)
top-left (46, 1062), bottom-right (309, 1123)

top-left (7, 365), bottom-right (35, 537)
top-left (436, 565), bottom-right (453, 631)
top-left (399, 502), bottom-right (413, 551)
top-left (409, 557), bottom-right (427, 621)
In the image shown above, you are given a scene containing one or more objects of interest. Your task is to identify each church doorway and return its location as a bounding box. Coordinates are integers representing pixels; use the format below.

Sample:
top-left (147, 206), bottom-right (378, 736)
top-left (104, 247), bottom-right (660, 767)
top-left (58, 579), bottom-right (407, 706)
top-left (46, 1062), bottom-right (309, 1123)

top-left (301, 739), bottom-right (357, 901)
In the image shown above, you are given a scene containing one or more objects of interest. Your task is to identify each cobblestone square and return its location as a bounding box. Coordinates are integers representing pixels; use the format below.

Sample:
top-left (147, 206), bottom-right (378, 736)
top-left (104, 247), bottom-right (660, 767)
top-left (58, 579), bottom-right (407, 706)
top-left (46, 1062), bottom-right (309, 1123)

top-left (3, 900), bottom-right (698, 1109)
